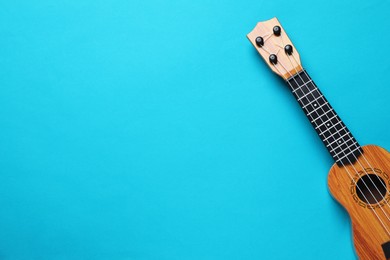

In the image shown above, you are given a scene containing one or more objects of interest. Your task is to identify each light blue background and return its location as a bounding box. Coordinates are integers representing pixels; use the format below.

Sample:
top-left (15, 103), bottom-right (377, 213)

top-left (0, 0), bottom-right (389, 259)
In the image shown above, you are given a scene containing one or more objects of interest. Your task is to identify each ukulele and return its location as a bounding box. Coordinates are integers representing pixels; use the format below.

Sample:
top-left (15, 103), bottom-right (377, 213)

top-left (247, 17), bottom-right (390, 260)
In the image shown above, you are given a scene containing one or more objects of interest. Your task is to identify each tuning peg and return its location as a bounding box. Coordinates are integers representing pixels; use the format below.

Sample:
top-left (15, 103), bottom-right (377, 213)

top-left (269, 54), bottom-right (278, 64)
top-left (255, 36), bottom-right (264, 47)
top-left (284, 44), bottom-right (293, 55)
top-left (273, 26), bottom-right (281, 36)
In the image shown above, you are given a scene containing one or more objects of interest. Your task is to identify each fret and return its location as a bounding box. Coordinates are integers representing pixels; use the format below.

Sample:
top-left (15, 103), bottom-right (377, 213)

top-left (292, 79), bottom-right (313, 93)
top-left (316, 119), bottom-right (343, 135)
top-left (305, 100), bottom-right (328, 115)
top-left (310, 108), bottom-right (335, 124)
top-left (334, 142), bottom-right (360, 158)
top-left (328, 136), bottom-right (356, 154)
top-left (324, 124), bottom-right (347, 138)
top-left (315, 115), bottom-right (338, 129)
top-left (302, 94), bottom-right (324, 109)
top-left (318, 121), bottom-right (343, 136)
top-left (336, 146), bottom-right (362, 163)
top-left (330, 140), bottom-right (358, 154)
top-left (287, 70), bottom-right (362, 166)
top-left (322, 125), bottom-right (347, 140)
top-left (297, 88), bottom-right (318, 102)
top-left (326, 131), bottom-right (352, 147)
top-left (323, 125), bottom-right (347, 141)
top-left (310, 110), bottom-right (335, 125)
top-left (294, 86), bottom-right (318, 102)
top-left (298, 89), bottom-right (322, 105)
top-left (306, 101), bottom-right (329, 116)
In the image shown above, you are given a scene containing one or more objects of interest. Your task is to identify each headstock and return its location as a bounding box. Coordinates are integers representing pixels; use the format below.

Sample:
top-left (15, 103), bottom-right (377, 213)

top-left (247, 17), bottom-right (302, 80)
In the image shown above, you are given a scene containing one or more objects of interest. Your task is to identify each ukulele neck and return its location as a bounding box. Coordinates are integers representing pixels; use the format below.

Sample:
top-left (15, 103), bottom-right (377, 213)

top-left (286, 70), bottom-right (363, 166)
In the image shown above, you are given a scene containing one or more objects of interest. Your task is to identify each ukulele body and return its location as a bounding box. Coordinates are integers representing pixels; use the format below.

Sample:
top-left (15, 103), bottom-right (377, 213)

top-left (328, 145), bottom-right (390, 259)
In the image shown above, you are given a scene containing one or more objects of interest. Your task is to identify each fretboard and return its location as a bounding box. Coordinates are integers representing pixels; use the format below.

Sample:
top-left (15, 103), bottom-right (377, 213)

top-left (286, 70), bottom-right (363, 166)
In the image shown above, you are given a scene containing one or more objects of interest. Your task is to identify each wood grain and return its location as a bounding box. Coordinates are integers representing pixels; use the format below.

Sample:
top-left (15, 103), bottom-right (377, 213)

top-left (328, 145), bottom-right (390, 259)
top-left (247, 17), bottom-right (302, 80)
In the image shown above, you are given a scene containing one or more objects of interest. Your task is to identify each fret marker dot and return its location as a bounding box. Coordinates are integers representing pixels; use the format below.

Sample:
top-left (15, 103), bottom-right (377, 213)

top-left (338, 140), bottom-right (342, 144)
top-left (326, 123), bottom-right (330, 127)
top-left (314, 103), bottom-right (317, 107)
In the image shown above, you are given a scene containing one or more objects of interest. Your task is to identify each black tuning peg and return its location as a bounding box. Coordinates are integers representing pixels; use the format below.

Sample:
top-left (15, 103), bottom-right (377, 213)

top-left (255, 36), bottom-right (264, 47)
top-left (269, 54), bottom-right (278, 65)
top-left (273, 26), bottom-right (281, 36)
top-left (284, 44), bottom-right (293, 55)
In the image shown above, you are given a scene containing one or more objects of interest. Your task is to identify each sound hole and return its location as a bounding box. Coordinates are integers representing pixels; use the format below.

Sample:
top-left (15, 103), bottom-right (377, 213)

top-left (356, 174), bottom-right (387, 204)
